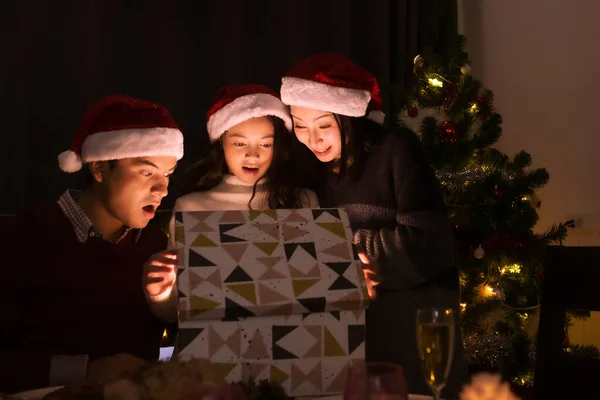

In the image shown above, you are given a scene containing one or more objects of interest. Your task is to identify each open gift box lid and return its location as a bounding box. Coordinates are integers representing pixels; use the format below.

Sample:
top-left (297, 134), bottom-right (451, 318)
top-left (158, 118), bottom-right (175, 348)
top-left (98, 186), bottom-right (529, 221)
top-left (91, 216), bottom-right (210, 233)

top-left (172, 209), bottom-right (370, 321)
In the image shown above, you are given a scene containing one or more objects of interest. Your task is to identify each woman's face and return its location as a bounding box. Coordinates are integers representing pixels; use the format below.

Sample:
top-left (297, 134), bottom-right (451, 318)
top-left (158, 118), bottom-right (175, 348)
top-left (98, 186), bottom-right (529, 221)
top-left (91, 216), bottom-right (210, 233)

top-left (290, 106), bottom-right (342, 163)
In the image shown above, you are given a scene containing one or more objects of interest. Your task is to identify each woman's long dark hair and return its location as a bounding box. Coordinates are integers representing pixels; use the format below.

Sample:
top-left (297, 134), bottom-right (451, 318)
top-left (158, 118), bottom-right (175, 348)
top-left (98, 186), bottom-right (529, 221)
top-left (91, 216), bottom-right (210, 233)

top-left (180, 116), bottom-right (305, 209)
top-left (327, 114), bottom-right (385, 181)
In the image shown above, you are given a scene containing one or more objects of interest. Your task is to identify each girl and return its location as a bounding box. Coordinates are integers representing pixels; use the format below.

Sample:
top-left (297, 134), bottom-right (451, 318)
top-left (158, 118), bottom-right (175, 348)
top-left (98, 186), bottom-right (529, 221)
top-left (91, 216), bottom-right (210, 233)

top-left (280, 54), bottom-right (467, 397)
top-left (143, 84), bottom-right (318, 322)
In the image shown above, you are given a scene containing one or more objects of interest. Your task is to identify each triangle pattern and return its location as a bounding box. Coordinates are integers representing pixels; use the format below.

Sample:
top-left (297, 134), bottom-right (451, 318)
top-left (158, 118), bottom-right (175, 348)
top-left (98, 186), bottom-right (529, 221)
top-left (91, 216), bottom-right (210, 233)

top-left (220, 211), bottom-right (247, 223)
top-left (291, 361), bottom-right (322, 392)
top-left (189, 295), bottom-right (221, 316)
top-left (175, 212), bottom-right (183, 224)
top-left (174, 225), bottom-right (186, 244)
top-left (254, 242), bottom-right (279, 256)
top-left (282, 224), bottom-right (310, 241)
top-left (224, 297), bottom-right (255, 319)
top-left (316, 222), bottom-right (347, 239)
top-left (330, 311), bottom-right (341, 321)
top-left (221, 243), bottom-right (249, 263)
top-left (219, 223), bottom-right (247, 243)
top-left (326, 361), bottom-right (351, 393)
top-left (227, 283), bottom-right (257, 305)
top-left (226, 327), bottom-right (242, 357)
top-left (273, 344), bottom-right (298, 360)
top-left (242, 329), bottom-right (270, 360)
top-left (262, 302), bottom-right (295, 316)
top-left (292, 279), bottom-right (320, 297)
top-left (324, 326), bottom-right (346, 356)
top-left (325, 262), bottom-right (358, 290)
top-left (189, 219), bottom-right (214, 233)
top-left (289, 263), bottom-right (321, 278)
top-left (209, 325), bottom-right (225, 358)
top-left (206, 268), bottom-right (223, 288)
top-left (258, 283), bottom-right (290, 304)
top-left (249, 210), bottom-right (262, 221)
top-left (332, 291), bottom-right (363, 310)
top-left (191, 233), bottom-right (218, 247)
top-left (284, 211), bottom-right (309, 222)
top-left (312, 209), bottom-right (341, 221)
top-left (212, 363), bottom-right (238, 380)
top-left (188, 249), bottom-right (216, 267)
top-left (348, 325), bottom-right (366, 355)
top-left (242, 363), bottom-right (268, 382)
top-left (298, 297), bottom-right (327, 313)
top-left (270, 365), bottom-right (290, 384)
top-left (321, 242), bottom-right (351, 259)
top-left (304, 325), bottom-right (322, 358)
top-left (178, 328), bottom-right (204, 351)
top-left (257, 257), bottom-right (286, 280)
top-left (224, 266), bottom-right (253, 283)
top-left (254, 223), bottom-right (280, 240)
top-left (273, 325), bottom-right (297, 343)
top-left (284, 242), bottom-right (318, 262)
top-left (187, 269), bottom-right (204, 291)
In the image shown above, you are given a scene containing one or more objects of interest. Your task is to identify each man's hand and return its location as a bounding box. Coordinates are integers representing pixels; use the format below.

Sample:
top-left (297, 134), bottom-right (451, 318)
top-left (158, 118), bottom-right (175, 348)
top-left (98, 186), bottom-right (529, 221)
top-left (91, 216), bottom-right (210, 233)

top-left (358, 251), bottom-right (381, 299)
top-left (86, 353), bottom-right (146, 384)
top-left (143, 249), bottom-right (177, 298)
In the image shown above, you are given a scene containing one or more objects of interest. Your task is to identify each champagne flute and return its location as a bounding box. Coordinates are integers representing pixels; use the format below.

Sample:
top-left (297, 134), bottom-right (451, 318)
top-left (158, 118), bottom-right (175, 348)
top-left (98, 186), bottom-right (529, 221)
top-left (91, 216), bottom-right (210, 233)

top-left (416, 307), bottom-right (455, 400)
top-left (344, 362), bottom-right (408, 400)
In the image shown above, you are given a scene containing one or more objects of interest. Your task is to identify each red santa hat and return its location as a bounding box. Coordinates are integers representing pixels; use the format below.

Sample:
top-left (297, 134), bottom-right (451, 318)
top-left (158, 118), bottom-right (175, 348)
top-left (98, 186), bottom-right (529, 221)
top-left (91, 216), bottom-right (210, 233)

top-left (280, 53), bottom-right (385, 124)
top-left (58, 94), bottom-right (184, 173)
top-left (206, 84), bottom-right (293, 142)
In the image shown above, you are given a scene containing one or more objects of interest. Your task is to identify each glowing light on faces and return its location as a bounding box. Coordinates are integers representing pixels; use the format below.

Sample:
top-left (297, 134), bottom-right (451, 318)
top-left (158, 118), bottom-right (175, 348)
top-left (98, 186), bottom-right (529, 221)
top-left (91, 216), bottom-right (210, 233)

top-left (290, 106), bottom-right (342, 163)
top-left (221, 117), bottom-right (275, 185)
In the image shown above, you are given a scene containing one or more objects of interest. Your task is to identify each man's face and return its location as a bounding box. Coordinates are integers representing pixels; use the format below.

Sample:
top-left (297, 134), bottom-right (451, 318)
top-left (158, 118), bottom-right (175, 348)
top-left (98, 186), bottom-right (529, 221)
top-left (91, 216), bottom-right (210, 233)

top-left (94, 156), bottom-right (177, 229)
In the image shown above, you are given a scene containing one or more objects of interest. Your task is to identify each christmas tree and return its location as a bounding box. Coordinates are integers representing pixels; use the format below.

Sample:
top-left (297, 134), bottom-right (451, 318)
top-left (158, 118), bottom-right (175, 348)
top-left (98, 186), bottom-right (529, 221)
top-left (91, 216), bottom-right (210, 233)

top-left (395, 34), bottom-right (594, 386)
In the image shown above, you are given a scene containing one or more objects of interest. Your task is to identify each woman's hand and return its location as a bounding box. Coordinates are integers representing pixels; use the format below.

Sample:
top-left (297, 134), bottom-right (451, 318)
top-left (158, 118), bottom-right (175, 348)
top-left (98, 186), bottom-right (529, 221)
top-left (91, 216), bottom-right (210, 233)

top-left (358, 251), bottom-right (380, 299)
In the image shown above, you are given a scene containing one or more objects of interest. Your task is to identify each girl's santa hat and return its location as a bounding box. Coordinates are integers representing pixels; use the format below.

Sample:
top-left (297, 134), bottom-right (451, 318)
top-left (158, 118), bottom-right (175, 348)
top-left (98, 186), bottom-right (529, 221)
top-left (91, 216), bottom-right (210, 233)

top-left (206, 84), bottom-right (292, 142)
top-left (280, 53), bottom-right (385, 124)
top-left (58, 94), bottom-right (184, 173)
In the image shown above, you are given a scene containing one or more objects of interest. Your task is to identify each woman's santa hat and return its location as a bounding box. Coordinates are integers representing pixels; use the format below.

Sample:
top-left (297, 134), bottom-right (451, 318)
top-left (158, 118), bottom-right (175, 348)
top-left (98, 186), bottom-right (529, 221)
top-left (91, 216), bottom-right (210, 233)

top-left (280, 53), bottom-right (385, 124)
top-left (58, 94), bottom-right (184, 173)
top-left (206, 84), bottom-right (292, 142)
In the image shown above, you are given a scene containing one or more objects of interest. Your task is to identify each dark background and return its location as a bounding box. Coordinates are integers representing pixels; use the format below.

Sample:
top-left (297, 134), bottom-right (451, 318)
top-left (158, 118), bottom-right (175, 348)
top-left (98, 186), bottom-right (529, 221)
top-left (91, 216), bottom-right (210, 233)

top-left (0, 0), bottom-right (454, 214)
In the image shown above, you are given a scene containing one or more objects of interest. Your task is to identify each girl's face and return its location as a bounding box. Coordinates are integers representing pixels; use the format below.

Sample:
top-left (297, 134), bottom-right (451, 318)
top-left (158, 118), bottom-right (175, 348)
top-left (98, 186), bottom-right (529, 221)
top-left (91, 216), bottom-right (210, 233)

top-left (290, 106), bottom-right (342, 163)
top-left (222, 116), bottom-right (275, 185)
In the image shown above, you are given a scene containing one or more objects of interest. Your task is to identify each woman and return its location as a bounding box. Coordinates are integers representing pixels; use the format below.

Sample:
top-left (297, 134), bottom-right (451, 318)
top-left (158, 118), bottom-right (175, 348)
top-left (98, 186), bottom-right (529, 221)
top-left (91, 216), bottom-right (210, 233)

top-left (280, 53), bottom-right (467, 397)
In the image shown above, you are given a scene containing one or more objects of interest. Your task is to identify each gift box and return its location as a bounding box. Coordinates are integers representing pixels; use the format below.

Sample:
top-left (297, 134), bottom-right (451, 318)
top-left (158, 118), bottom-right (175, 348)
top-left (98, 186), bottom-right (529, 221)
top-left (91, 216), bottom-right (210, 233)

top-left (172, 209), bottom-right (369, 396)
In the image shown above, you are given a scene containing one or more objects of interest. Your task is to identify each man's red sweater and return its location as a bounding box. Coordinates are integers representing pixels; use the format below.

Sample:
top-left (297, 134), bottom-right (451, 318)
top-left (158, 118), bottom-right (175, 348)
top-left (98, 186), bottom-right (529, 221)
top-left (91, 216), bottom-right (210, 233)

top-left (0, 203), bottom-right (168, 393)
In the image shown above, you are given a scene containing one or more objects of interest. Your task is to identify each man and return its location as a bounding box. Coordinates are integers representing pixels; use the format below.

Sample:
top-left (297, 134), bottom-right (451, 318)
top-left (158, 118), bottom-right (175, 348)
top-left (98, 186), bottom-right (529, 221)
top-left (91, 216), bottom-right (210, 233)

top-left (0, 94), bottom-right (184, 393)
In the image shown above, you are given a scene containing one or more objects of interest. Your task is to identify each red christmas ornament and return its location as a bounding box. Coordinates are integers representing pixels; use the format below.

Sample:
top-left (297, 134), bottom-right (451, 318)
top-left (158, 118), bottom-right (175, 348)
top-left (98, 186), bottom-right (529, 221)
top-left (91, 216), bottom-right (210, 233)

top-left (407, 106), bottom-right (419, 117)
top-left (437, 121), bottom-right (457, 144)
top-left (493, 185), bottom-right (502, 198)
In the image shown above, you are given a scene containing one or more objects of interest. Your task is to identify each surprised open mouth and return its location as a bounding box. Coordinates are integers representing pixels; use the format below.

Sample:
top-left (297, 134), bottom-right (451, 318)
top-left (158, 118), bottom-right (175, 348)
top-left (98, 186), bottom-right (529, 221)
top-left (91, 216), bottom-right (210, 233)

top-left (142, 204), bottom-right (156, 216)
top-left (242, 166), bottom-right (259, 175)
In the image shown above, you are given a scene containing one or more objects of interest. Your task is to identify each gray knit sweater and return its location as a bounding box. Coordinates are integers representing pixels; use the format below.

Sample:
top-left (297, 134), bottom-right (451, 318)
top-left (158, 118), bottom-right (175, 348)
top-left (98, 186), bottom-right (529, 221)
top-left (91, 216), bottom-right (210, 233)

top-left (317, 127), bottom-right (468, 398)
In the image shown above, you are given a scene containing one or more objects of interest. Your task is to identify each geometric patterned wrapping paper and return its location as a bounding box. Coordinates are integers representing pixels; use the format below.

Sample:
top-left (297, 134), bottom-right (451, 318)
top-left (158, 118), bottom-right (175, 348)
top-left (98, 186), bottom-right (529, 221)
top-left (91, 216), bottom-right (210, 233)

top-left (172, 209), bottom-right (369, 396)
top-left (173, 209), bottom-right (369, 321)
top-left (177, 310), bottom-right (365, 396)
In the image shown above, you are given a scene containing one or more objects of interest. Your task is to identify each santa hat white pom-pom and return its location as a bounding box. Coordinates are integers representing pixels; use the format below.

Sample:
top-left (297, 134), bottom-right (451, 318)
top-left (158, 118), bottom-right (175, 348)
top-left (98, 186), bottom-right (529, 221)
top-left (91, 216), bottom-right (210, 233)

top-left (58, 150), bottom-right (83, 173)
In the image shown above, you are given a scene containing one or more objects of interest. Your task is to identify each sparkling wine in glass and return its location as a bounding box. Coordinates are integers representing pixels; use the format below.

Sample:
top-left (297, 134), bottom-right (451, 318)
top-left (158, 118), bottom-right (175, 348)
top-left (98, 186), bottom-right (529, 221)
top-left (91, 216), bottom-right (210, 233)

top-left (416, 307), bottom-right (455, 400)
top-left (344, 362), bottom-right (408, 400)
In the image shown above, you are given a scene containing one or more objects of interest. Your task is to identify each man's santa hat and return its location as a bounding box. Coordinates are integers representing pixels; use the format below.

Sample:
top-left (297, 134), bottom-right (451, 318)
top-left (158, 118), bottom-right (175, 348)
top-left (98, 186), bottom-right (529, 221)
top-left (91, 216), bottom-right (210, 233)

top-left (206, 84), bottom-right (292, 142)
top-left (58, 94), bottom-right (184, 173)
top-left (280, 53), bottom-right (385, 124)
